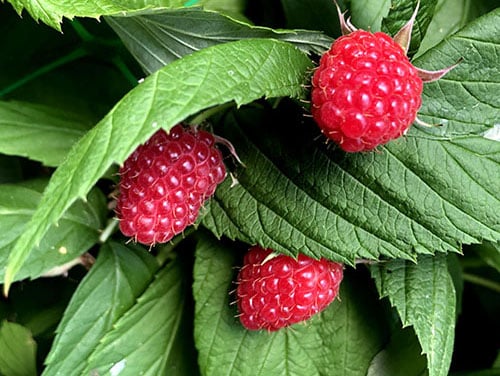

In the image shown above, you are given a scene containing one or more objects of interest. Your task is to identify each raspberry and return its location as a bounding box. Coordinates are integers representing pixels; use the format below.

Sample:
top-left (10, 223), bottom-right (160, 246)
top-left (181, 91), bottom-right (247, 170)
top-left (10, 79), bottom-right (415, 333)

top-left (311, 2), bottom-right (458, 152)
top-left (116, 124), bottom-right (226, 245)
top-left (312, 31), bottom-right (423, 152)
top-left (236, 246), bottom-right (343, 331)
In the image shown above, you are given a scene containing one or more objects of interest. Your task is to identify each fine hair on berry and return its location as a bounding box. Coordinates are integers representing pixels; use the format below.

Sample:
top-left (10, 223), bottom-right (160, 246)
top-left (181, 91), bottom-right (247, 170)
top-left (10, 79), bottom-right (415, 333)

top-left (236, 245), bottom-right (344, 331)
top-left (116, 124), bottom-right (227, 245)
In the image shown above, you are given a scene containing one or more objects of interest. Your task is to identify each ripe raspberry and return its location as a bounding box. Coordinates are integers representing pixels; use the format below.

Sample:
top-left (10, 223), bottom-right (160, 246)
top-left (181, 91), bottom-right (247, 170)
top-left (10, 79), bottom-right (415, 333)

top-left (312, 31), bottom-right (423, 152)
top-left (236, 246), bottom-right (343, 331)
top-left (311, 2), bottom-right (458, 152)
top-left (116, 124), bottom-right (226, 245)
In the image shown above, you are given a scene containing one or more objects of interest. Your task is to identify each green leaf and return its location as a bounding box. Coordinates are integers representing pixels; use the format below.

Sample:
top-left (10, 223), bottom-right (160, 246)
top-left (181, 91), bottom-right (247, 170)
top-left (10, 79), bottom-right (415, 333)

top-left (193, 232), bottom-right (389, 376)
top-left (370, 254), bottom-right (456, 376)
top-left (0, 180), bottom-right (106, 282)
top-left (0, 101), bottom-right (91, 166)
top-left (4, 0), bottom-right (188, 31)
top-left (106, 8), bottom-right (332, 74)
top-left (367, 327), bottom-right (427, 376)
top-left (382, 0), bottom-right (438, 55)
top-left (350, 0), bottom-right (391, 31)
top-left (415, 7), bottom-right (500, 136)
top-left (203, 107), bottom-right (500, 264)
top-left (202, 0), bottom-right (245, 18)
top-left (43, 241), bottom-right (158, 376)
top-left (82, 256), bottom-right (194, 375)
top-left (417, 0), bottom-right (485, 55)
top-left (0, 320), bottom-right (37, 376)
top-left (3, 38), bottom-right (312, 293)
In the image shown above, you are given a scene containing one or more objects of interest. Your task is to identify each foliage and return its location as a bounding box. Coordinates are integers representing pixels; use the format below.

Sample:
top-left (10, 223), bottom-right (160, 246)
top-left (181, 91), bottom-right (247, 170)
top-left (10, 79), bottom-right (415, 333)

top-left (0, 0), bottom-right (499, 375)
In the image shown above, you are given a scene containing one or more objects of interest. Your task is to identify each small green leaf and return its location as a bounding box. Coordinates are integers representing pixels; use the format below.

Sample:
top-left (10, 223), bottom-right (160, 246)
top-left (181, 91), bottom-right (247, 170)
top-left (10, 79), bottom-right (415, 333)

top-left (43, 242), bottom-right (158, 376)
top-left (382, 0), bottom-right (438, 55)
top-left (202, 0), bottom-right (245, 17)
top-left (193, 232), bottom-right (389, 376)
top-left (0, 320), bottom-right (37, 376)
top-left (0, 180), bottom-right (106, 282)
top-left (3, 38), bottom-right (312, 293)
top-left (0, 101), bottom-right (91, 166)
top-left (370, 254), bottom-right (456, 376)
top-left (5, 0), bottom-right (187, 31)
top-left (367, 327), bottom-right (427, 376)
top-left (350, 0), bottom-right (391, 31)
top-left (106, 8), bottom-right (332, 74)
top-left (82, 256), bottom-right (193, 375)
top-left (417, 0), bottom-right (484, 55)
top-left (415, 8), bottom-right (500, 136)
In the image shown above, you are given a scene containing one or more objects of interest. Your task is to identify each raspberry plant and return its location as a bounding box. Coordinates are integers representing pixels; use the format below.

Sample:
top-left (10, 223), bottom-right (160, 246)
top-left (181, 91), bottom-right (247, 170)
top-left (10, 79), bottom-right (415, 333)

top-left (0, 1), bottom-right (499, 376)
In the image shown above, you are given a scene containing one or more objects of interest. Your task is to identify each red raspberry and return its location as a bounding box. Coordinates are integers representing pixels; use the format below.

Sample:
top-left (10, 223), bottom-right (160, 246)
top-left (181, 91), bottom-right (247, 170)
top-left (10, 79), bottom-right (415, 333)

top-left (311, 2), bottom-right (458, 152)
top-left (311, 30), bottom-right (423, 152)
top-left (116, 124), bottom-right (226, 245)
top-left (236, 246), bottom-right (343, 331)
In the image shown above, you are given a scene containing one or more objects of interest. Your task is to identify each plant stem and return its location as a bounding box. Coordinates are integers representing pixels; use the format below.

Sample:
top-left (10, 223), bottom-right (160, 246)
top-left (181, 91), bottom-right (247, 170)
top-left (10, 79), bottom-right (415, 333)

top-left (111, 56), bottom-right (139, 88)
top-left (0, 47), bottom-right (88, 97)
top-left (70, 19), bottom-right (94, 42)
top-left (462, 272), bottom-right (500, 293)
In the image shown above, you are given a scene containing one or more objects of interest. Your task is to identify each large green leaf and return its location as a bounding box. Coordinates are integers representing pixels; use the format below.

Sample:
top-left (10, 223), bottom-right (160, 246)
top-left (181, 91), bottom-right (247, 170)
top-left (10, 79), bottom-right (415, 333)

top-left (370, 254), bottom-right (456, 376)
top-left (106, 8), bottom-right (332, 74)
top-left (415, 7), bottom-right (500, 135)
top-left (43, 242), bottom-right (158, 376)
top-left (193, 232), bottom-right (389, 376)
top-left (82, 255), bottom-right (194, 375)
top-left (202, 9), bottom-right (500, 262)
top-left (203, 106), bottom-right (500, 264)
top-left (0, 320), bottom-right (37, 376)
top-left (0, 180), bottom-right (106, 282)
top-left (3, 38), bottom-right (312, 293)
top-left (0, 101), bottom-right (91, 166)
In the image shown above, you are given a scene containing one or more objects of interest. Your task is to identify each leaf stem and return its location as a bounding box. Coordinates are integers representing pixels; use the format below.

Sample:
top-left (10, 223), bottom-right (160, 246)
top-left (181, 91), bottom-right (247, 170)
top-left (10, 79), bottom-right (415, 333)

top-left (70, 19), bottom-right (94, 42)
top-left (0, 47), bottom-right (88, 97)
top-left (111, 56), bottom-right (139, 88)
top-left (99, 218), bottom-right (119, 243)
top-left (462, 272), bottom-right (500, 293)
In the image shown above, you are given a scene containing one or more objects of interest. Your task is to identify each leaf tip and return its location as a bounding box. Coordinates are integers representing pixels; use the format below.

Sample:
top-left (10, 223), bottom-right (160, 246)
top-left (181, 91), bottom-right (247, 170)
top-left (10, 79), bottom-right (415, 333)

top-left (3, 272), bottom-right (13, 297)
